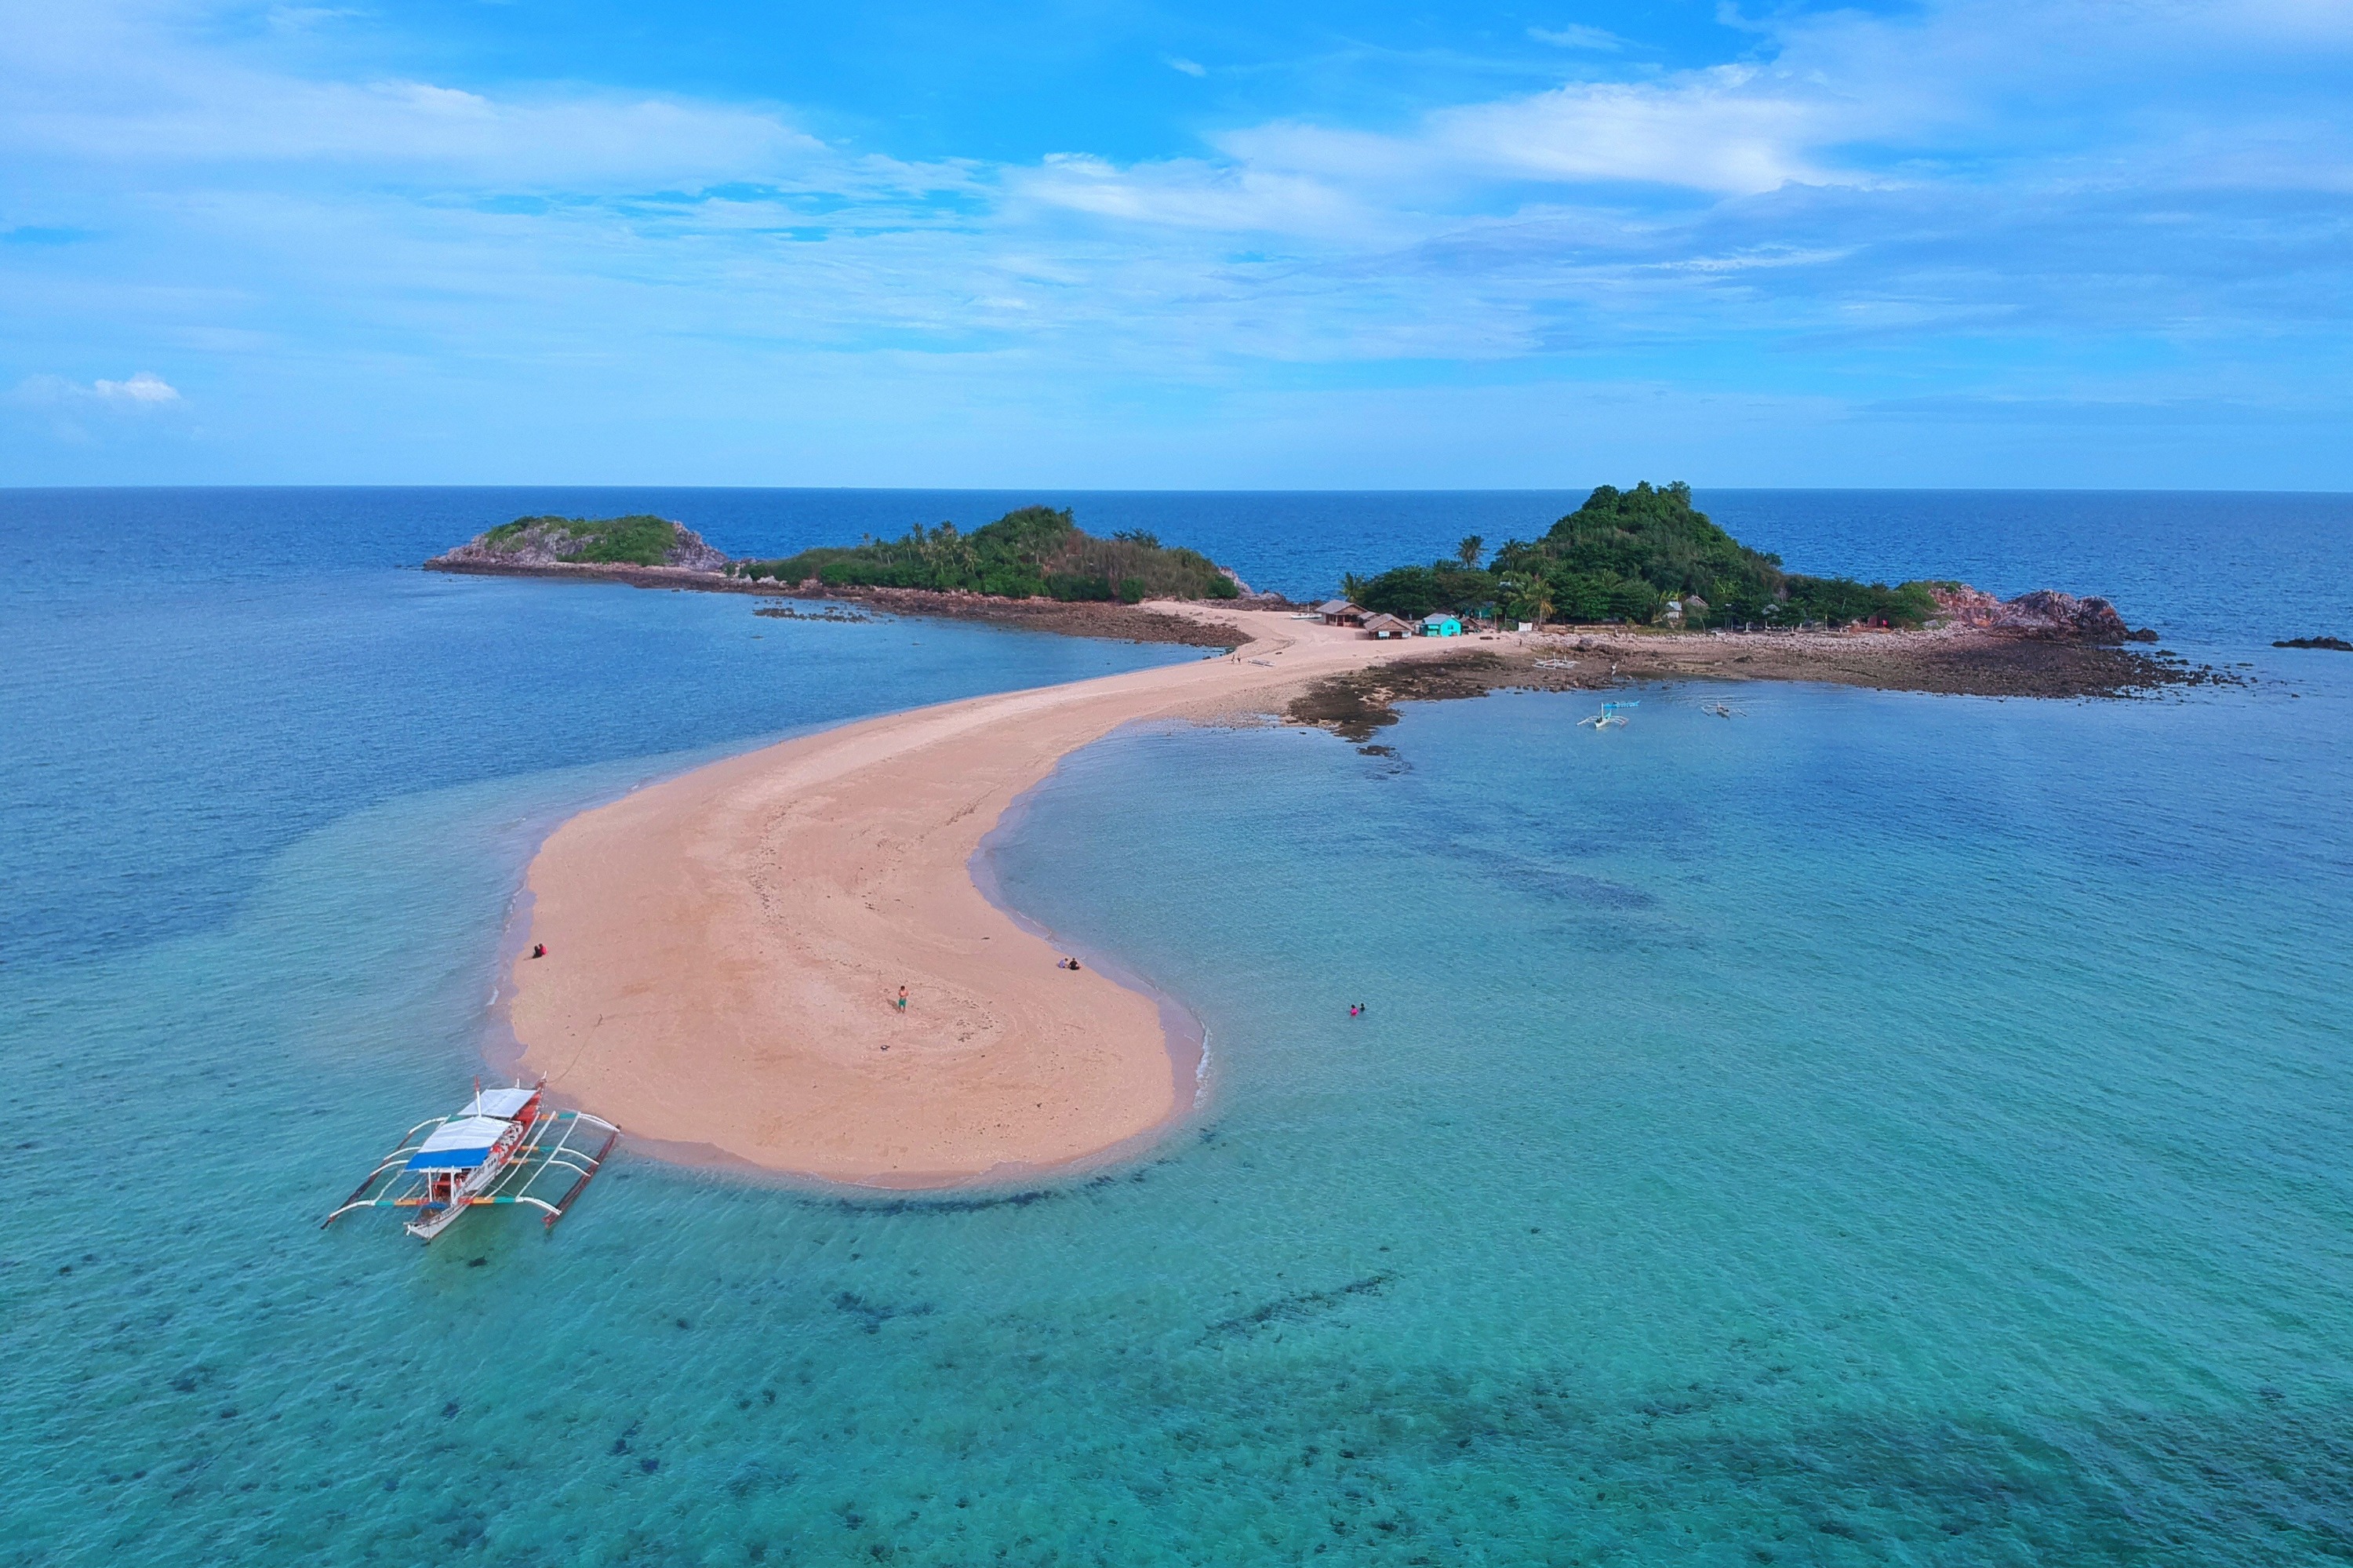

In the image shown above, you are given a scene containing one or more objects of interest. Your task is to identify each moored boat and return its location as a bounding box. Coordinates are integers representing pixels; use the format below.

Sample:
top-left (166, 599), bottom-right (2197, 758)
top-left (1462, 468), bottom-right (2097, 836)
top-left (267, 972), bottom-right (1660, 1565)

top-left (323, 1080), bottom-right (620, 1242)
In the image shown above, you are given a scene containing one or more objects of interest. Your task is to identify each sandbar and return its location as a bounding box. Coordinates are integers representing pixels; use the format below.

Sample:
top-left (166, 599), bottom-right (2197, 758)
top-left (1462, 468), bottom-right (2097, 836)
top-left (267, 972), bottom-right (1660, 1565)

top-left (507, 606), bottom-right (1456, 1188)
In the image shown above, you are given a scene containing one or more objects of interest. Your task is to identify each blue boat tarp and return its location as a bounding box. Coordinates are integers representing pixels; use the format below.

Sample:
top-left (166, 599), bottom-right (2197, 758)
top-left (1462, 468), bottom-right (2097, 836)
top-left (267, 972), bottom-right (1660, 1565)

top-left (405, 1115), bottom-right (513, 1171)
top-left (406, 1149), bottom-right (495, 1170)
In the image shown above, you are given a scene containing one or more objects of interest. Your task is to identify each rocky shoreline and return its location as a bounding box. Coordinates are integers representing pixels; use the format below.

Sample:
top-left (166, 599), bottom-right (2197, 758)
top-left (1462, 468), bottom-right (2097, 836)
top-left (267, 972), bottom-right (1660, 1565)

top-left (758, 582), bottom-right (1252, 647)
top-left (1285, 628), bottom-right (2234, 744)
top-left (425, 551), bottom-right (2215, 704)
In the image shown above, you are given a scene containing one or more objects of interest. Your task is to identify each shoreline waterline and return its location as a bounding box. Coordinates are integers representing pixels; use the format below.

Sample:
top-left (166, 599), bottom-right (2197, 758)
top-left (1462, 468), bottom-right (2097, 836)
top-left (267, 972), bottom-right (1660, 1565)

top-left (478, 719), bottom-right (1205, 1197)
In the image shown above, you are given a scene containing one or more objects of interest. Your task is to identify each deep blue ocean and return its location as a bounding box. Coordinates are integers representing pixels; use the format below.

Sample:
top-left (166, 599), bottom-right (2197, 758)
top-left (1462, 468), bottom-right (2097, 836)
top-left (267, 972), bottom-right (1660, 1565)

top-left (6, 488), bottom-right (2351, 1566)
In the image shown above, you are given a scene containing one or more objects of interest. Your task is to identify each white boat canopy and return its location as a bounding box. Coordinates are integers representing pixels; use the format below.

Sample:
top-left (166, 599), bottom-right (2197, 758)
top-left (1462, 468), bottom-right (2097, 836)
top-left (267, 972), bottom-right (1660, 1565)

top-left (462, 1086), bottom-right (540, 1119)
top-left (406, 1115), bottom-right (515, 1170)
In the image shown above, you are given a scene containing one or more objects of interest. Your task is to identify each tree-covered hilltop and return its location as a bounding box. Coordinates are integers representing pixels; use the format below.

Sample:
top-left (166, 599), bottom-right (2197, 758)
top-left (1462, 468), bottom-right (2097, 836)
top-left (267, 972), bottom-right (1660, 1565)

top-left (440, 514), bottom-right (728, 569)
top-left (729, 506), bottom-right (1241, 602)
top-left (1349, 482), bottom-right (1939, 630)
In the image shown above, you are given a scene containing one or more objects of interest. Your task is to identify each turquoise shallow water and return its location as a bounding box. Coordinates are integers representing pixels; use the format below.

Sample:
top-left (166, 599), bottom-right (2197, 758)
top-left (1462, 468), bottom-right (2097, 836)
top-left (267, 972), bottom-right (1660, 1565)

top-left (6, 489), bottom-right (2353, 1564)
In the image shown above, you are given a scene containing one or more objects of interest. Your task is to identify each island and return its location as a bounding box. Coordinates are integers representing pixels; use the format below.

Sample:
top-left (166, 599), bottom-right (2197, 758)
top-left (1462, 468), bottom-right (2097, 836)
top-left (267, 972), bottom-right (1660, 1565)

top-left (1344, 480), bottom-right (2137, 635)
top-left (428, 507), bottom-right (1250, 646)
top-left (442, 490), bottom-right (2220, 1186)
top-left (432, 511), bottom-right (731, 572)
top-left (428, 489), bottom-right (2182, 698)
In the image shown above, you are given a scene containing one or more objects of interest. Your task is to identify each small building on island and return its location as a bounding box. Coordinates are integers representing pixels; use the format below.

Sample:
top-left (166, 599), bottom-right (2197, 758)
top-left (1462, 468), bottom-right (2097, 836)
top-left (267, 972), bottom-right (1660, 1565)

top-left (1318, 599), bottom-right (1366, 626)
top-left (1660, 595), bottom-right (1707, 628)
top-left (1362, 613), bottom-right (1414, 639)
top-left (1420, 614), bottom-right (1464, 637)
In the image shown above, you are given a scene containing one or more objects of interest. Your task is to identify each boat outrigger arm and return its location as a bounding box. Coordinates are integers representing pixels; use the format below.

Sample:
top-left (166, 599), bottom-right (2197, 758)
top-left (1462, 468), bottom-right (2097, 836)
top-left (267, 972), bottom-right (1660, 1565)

top-left (322, 1080), bottom-right (620, 1241)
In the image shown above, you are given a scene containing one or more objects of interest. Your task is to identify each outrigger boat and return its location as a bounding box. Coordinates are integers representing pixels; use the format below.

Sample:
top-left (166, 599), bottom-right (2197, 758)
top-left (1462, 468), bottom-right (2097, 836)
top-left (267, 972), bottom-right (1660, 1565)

top-left (322, 1080), bottom-right (619, 1242)
top-left (1578, 700), bottom-right (1638, 730)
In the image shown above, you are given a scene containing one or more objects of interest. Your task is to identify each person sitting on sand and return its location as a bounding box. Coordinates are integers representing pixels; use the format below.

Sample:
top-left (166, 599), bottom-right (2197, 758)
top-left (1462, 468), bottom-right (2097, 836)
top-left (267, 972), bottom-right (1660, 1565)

top-left (530, 943), bottom-right (546, 959)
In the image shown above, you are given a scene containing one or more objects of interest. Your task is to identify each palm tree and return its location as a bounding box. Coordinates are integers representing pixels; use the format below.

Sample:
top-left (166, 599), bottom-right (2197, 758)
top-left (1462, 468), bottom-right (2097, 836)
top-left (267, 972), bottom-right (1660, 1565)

top-left (1456, 535), bottom-right (1485, 569)
top-left (1526, 573), bottom-right (1555, 628)
top-left (1340, 572), bottom-right (1369, 602)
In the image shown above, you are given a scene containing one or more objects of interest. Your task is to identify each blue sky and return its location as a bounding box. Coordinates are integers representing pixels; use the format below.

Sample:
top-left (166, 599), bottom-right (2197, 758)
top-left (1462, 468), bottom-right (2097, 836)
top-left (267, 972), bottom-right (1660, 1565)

top-left (3, 0), bottom-right (2348, 486)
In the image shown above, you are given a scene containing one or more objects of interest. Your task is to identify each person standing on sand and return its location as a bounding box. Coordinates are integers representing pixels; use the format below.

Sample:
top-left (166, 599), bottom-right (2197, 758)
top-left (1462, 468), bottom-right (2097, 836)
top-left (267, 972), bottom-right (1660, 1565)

top-left (895, 985), bottom-right (907, 1012)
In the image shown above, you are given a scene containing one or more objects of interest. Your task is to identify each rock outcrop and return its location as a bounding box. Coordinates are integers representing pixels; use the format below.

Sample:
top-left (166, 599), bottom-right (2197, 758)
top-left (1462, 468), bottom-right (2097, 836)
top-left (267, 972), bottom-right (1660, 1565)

top-left (1219, 566), bottom-right (1287, 606)
top-left (1928, 584), bottom-right (2134, 642)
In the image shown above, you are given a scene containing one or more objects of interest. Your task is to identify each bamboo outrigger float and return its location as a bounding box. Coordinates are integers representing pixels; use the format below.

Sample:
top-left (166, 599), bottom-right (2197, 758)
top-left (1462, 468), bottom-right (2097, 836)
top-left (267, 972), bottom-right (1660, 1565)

top-left (322, 1080), bottom-right (620, 1241)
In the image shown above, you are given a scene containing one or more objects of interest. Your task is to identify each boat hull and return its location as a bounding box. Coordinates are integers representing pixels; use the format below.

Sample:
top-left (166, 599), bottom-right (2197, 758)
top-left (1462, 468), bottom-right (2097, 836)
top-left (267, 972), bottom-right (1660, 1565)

top-left (404, 1202), bottom-right (471, 1242)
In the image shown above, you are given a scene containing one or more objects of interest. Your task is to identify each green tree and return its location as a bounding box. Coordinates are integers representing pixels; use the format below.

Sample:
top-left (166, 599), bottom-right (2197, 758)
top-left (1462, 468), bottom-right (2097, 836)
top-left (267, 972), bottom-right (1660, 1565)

top-left (1522, 573), bottom-right (1554, 628)
top-left (1473, 482), bottom-right (1940, 628)
top-left (1359, 561), bottom-right (1494, 620)
top-left (729, 506), bottom-right (1239, 602)
top-left (1359, 566), bottom-right (1440, 620)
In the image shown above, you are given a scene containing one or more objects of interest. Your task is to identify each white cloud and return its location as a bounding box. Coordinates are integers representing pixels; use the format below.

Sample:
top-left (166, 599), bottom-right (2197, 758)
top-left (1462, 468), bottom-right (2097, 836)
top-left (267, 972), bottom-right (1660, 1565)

top-left (1527, 24), bottom-right (1624, 51)
top-left (266, 5), bottom-right (369, 33)
top-left (1021, 152), bottom-right (1374, 236)
top-left (4, 0), bottom-right (2348, 483)
top-left (1167, 56), bottom-right (1207, 78)
top-left (11, 75), bottom-right (831, 185)
top-left (1443, 67), bottom-right (1842, 192)
top-left (96, 370), bottom-right (180, 402)
top-left (1058, 60), bottom-right (1844, 223)
top-left (0, 4), bottom-right (849, 189)
top-left (1238, 66), bottom-right (1842, 196)
top-left (13, 371), bottom-right (183, 406)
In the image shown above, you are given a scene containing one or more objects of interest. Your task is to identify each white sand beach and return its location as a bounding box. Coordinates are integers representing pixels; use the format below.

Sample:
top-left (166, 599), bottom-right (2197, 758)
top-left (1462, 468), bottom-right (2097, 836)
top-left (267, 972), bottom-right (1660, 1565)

top-left (507, 606), bottom-right (1457, 1186)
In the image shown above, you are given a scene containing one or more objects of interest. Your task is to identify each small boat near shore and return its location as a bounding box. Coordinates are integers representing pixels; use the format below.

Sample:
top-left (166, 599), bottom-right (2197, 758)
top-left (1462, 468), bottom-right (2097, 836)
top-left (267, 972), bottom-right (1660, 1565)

top-left (322, 1080), bottom-right (620, 1241)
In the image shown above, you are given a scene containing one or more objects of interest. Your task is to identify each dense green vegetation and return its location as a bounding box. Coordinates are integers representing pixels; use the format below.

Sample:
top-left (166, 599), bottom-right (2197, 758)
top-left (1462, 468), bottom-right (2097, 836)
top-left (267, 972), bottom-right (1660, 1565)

top-left (482, 514), bottom-right (685, 566)
top-left (729, 506), bottom-right (1240, 602)
top-left (1350, 482), bottom-right (1939, 629)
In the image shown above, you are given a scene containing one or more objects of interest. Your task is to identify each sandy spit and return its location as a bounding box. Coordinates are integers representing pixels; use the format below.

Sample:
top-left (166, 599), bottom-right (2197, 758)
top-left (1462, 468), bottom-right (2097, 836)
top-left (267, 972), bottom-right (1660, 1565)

top-left (507, 607), bottom-right (1454, 1188)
